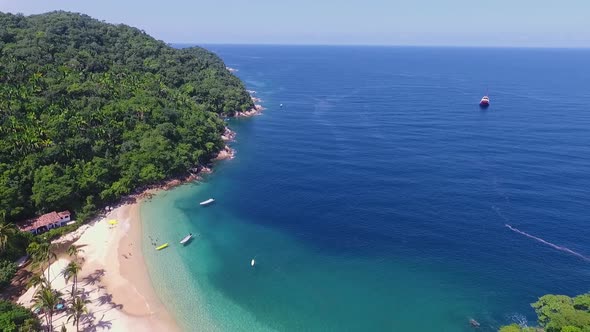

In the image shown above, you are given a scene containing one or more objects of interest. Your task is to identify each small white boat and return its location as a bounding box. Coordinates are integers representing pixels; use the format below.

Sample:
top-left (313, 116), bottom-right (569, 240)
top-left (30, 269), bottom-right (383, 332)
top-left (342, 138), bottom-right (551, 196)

top-left (180, 233), bottom-right (193, 245)
top-left (479, 95), bottom-right (490, 107)
top-left (200, 198), bottom-right (215, 206)
top-left (251, 259), bottom-right (256, 267)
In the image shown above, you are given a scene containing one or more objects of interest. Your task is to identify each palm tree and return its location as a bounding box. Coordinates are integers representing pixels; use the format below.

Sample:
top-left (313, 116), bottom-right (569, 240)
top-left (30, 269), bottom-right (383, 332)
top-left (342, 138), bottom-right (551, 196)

top-left (0, 222), bottom-right (17, 253)
top-left (63, 261), bottom-right (81, 297)
top-left (28, 242), bottom-right (57, 286)
top-left (33, 285), bottom-right (62, 332)
top-left (27, 274), bottom-right (49, 290)
top-left (67, 296), bottom-right (89, 332)
top-left (67, 244), bottom-right (84, 261)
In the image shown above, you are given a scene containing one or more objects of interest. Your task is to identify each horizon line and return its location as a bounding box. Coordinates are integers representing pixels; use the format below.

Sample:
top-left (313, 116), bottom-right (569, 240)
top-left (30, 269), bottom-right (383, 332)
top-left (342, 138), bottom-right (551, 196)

top-left (170, 42), bottom-right (590, 50)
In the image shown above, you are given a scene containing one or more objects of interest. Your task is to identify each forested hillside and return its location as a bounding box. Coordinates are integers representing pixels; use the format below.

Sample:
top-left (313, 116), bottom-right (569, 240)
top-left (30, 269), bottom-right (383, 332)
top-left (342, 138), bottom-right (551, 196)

top-left (0, 11), bottom-right (254, 222)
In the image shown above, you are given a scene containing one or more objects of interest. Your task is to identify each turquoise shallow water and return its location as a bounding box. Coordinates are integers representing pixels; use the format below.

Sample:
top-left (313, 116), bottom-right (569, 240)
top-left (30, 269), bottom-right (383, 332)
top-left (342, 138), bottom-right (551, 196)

top-left (141, 46), bottom-right (590, 331)
top-left (142, 180), bottom-right (487, 332)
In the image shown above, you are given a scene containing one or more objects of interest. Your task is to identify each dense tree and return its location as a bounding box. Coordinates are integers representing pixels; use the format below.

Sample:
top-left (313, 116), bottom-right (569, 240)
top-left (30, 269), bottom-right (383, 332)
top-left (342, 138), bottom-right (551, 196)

top-left (532, 294), bottom-right (590, 332)
top-left (499, 293), bottom-right (590, 332)
top-left (0, 11), bottom-right (253, 223)
top-left (0, 221), bottom-right (31, 263)
top-left (0, 299), bottom-right (41, 332)
top-left (0, 222), bottom-right (17, 253)
top-left (0, 259), bottom-right (17, 291)
top-left (498, 324), bottom-right (537, 332)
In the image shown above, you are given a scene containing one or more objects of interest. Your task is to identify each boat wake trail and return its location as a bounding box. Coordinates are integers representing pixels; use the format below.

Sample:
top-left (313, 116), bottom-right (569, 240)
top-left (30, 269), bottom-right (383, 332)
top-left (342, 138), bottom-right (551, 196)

top-left (505, 224), bottom-right (590, 262)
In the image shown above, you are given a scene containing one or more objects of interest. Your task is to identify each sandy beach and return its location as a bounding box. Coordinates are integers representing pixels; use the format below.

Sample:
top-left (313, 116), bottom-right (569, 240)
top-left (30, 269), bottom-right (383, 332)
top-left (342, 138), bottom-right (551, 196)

top-left (18, 201), bottom-right (179, 332)
top-left (15, 107), bottom-right (252, 331)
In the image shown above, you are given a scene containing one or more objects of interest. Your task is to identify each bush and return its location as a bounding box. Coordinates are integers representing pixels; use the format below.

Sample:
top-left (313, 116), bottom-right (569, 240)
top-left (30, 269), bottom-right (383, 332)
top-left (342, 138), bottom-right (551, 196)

top-left (0, 232), bottom-right (33, 263)
top-left (498, 324), bottom-right (537, 332)
top-left (38, 222), bottom-right (80, 242)
top-left (0, 300), bottom-right (41, 332)
top-left (0, 260), bottom-right (17, 291)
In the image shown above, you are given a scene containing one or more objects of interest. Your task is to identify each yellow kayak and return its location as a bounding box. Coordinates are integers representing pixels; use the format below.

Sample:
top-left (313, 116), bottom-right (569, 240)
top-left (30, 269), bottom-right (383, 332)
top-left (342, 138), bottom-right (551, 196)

top-left (156, 243), bottom-right (169, 251)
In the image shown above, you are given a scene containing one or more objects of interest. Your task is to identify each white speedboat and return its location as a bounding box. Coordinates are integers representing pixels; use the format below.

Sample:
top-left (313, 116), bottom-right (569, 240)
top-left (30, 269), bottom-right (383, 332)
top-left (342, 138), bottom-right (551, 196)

top-left (251, 259), bottom-right (256, 267)
top-left (200, 198), bottom-right (215, 206)
top-left (180, 233), bottom-right (193, 245)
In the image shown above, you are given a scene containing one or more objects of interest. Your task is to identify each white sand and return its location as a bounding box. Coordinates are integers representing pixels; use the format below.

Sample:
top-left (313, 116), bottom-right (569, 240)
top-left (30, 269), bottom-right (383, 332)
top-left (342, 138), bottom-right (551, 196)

top-left (18, 203), bottom-right (178, 332)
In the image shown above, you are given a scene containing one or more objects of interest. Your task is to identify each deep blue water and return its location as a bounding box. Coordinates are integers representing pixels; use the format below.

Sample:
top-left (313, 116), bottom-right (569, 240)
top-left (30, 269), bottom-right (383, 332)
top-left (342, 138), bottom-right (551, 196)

top-left (143, 46), bottom-right (590, 331)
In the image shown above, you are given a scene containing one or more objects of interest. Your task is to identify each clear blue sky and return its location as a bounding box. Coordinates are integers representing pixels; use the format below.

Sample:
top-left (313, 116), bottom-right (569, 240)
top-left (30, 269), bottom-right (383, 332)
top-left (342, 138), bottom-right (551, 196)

top-left (1, 0), bottom-right (589, 48)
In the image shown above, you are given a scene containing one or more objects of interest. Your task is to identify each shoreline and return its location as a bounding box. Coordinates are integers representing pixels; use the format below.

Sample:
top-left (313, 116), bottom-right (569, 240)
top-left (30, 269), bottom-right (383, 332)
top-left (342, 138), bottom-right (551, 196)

top-left (16, 127), bottom-right (242, 331)
top-left (235, 104), bottom-right (264, 118)
top-left (15, 89), bottom-right (264, 330)
top-left (18, 198), bottom-right (180, 331)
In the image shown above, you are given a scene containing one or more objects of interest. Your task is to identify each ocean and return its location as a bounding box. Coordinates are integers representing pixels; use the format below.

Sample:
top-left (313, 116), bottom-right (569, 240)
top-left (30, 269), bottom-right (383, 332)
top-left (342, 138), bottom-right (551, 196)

top-left (141, 46), bottom-right (590, 331)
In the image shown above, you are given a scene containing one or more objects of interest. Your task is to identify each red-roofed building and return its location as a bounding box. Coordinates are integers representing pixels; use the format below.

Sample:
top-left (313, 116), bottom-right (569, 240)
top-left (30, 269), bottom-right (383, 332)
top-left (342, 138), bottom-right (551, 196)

top-left (19, 211), bottom-right (71, 235)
